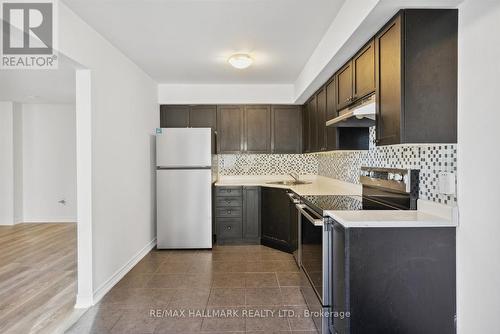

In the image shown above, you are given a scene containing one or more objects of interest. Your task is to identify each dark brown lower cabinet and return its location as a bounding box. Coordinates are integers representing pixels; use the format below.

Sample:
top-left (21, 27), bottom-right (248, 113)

top-left (260, 187), bottom-right (292, 253)
top-left (331, 223), bottom-right (456, 334)
top-left (242, 187), bottom-right (261, 243)
top-left (215, 186), bottom-right (260, 244)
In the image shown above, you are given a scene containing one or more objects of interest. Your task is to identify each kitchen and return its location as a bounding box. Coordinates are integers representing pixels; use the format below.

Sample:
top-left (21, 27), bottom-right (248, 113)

top-left (148, 8), bottom-right (458, 334)
top-left (0, 0), bottom-right (497, 333)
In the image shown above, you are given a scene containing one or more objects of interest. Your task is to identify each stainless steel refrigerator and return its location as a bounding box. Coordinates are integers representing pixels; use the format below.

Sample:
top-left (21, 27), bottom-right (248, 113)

top-left (156, 128), bottom-right (212, 249)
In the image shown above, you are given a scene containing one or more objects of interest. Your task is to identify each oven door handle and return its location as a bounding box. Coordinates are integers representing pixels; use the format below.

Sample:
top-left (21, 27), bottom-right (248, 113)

top-left (287, 192), bottom-right (301, 204)
top-left (296, 204), bottom-right (323, 226)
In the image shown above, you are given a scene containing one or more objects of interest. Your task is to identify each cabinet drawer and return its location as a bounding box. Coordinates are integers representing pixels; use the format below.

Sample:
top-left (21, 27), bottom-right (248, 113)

top-left (215, 186), bottom-right (242, 197)
top-left (217, 219), bottom-right (242, 239)
top-left (216, 196), bottom-right (242, 207)
top-left (216, 207), bottom-right (242, 218)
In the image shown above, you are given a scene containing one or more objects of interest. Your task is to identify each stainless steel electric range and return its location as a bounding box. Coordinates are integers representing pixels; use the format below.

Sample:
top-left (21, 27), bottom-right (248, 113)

top-left (296, 167), bottom-right (419, 334)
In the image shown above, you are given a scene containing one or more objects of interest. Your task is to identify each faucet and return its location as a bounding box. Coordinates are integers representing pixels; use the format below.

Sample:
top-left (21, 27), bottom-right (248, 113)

top-left (288, 172), bottom-right (300, 182)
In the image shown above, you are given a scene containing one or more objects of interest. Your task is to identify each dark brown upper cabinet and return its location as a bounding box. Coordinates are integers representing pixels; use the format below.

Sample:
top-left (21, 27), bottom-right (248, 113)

top-left (336, 62), bottom-right (353, 110)
top-left (307, 96), bottom-right (318, 152)
top-left (375, 16), bottom-right (402, 146)
top-left (271, 105), bottom-right (302, 154)
top-left (316, 88), bottom-right (327, 151)
top-left (189, 105), bottom-right (217, 153)
top-left (160, 105), bottom-right (190, 127)
top-left (375, 9), bottom-right (457, 146)
top-left (352, 39), bottom-right (375, 100)
top-left (325, 78), bottom-right (338, 150)
top-left (217, 105), bottom-right (244, 153)
top-left (189, 105), bottom-right (217, 129)
top-left (302, 104), bottom-right (310, 153)
top-left (244, 105), bottom-right (271, 153)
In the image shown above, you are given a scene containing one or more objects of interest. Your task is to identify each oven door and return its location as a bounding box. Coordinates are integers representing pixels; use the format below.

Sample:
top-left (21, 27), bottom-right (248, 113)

top-left (287, 192), bottom-right (301, 267)
top-left (297, 204), bottom-right (331, 306)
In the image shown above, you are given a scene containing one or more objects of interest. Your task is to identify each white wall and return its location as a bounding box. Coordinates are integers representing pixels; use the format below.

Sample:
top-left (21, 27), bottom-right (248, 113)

top-left (158, 83), bottom-right (295, 104)
top-left (457, 1), bottom-right (500, 332)
top-left (0, 102), bottom-right (14, 225)
top-left (57, 3), bottom-right (158, 305)
top-left (21, 104), bottom-right (77, 222)
top-left (13, 102), bottom-right (23, 223)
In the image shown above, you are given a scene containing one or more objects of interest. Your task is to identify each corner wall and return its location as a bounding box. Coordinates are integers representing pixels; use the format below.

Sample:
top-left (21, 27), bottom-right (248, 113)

top-left (457, 1), bottom-right (500, 332)
top-left (0, 102), bottom-right (14, 225)
top-left (58, 3), bottom-right (159, 304)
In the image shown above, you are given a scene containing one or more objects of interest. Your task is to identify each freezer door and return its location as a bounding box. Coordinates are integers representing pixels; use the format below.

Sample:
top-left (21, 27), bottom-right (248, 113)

top-left (156, 169), bottom-right (212, 249)
top-left (156, 128), bottom-right (212, 168)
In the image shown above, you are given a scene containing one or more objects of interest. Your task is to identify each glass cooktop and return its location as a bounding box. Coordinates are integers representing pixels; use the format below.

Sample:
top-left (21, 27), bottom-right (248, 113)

top-left (300, 195), bottom-right (400, 215)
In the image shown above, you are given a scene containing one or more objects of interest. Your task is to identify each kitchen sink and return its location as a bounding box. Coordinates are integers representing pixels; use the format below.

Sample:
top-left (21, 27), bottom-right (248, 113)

top-left (266, 180), bottom-right (312, 186)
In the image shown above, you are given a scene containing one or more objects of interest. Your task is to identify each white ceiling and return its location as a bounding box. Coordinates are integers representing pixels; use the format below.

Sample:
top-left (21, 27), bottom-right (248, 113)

top-left (62, 0), bottom-right (346, 84)
top-left (0, 68), bottom-right (75, 104)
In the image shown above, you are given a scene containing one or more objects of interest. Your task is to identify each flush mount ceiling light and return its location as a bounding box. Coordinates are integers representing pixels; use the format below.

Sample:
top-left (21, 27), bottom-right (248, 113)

top-left (228, 53), bottom-right (253, 69)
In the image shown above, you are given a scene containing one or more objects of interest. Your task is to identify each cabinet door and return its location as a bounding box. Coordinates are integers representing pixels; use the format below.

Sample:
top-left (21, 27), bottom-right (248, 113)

top-left (325, 79), bottom-right (338, 150)
top-left (189, 105), bottom-right (217, 129)
top-left (243, 186), bottom-right (260, 242)
top-left (261, 187), bottom-right (292, 252)
top-left (316, 88), bottom-right (327, 151)
top-left (160, 105), bottom-right (189, 127)
top-left (307, 97), bottom-right (318, 152)
top-left (271, 105), bottom-right (302, 153)
top-left (244, 105), bottom-right (271, 153)
top-left (375, 14), bottom-right (402, 146)
top-left (217, 105), bottom-right (244, 153)
top-left (302, 104), bottom-right (310, 153)
top-left (352, 39), bottom-right (375, 100)
top-left (336, 61), bottom-right (353, 110)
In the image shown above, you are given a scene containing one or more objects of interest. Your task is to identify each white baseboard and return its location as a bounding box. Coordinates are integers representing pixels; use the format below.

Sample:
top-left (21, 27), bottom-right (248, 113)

top-left (92, 238), bottom-right (157, 304)
top-left (74, 294), bottom-right (94, 309)
top-left (21, 218), bottom-right (77, 223)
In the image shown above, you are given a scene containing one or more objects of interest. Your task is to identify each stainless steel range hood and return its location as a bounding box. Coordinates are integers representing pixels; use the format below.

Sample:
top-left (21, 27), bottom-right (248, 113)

top-left (326, 93), bottom-right (376, 127)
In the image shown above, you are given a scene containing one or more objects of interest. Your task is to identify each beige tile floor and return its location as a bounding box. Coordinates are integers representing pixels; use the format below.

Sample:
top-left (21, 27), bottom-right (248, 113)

top-left (67, 245), bottom-right (319, 333)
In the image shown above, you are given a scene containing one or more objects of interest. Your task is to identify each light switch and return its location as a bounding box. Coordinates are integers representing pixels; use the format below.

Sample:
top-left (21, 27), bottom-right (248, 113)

top-left (438, 172), bottom-right (456, 195)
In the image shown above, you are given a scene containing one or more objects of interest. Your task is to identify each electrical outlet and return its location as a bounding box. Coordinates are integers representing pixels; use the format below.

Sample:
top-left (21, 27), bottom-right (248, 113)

top-left (438, 172), bottom-right (456, 195)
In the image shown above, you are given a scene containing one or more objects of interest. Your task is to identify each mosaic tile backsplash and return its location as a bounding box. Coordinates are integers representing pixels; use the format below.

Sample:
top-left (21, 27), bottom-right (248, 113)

top-left (218, 127), bottom-right (457, 205)
top-left (317, 128), bottom-right (457, 204)
top-left (218, 154), bottom-right (318, 176)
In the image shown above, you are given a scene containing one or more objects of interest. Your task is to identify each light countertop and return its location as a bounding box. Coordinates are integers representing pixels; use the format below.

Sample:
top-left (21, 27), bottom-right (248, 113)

top-left (325, 207), bottom-right (457, 228)
top-left (215, 175), bottom-right (362, 196)
top-left (215, 174), bottom-right (457, 229)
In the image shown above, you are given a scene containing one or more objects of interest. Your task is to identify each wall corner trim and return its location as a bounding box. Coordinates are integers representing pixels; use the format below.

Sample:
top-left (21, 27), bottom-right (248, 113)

top-left (74, 294), bottom-right (94, 309)
top-left (91, 238), bottom-right (157, 305)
